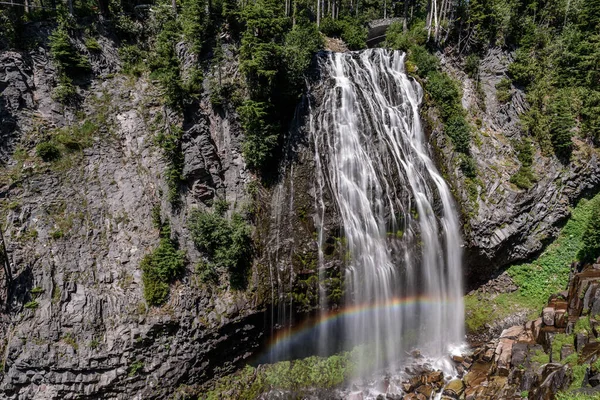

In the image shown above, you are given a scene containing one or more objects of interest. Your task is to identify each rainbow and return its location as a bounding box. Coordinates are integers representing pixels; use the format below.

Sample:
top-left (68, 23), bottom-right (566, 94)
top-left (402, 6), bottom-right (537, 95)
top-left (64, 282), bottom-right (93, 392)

top-left (261, 295), bottom-right (463, 361)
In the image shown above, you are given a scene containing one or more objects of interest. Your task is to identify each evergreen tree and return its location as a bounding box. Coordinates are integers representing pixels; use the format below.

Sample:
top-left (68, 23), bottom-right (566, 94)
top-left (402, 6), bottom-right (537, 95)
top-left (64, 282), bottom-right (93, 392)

top-left (549, 93), bottom-right (575, 160)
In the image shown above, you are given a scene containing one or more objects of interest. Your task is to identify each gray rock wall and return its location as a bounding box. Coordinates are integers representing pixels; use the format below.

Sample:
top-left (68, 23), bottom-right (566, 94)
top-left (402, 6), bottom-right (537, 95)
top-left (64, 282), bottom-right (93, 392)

top-left (432, 47), bottom-right (600, 287)
top-left (0, 28), bottom-right (265, 399)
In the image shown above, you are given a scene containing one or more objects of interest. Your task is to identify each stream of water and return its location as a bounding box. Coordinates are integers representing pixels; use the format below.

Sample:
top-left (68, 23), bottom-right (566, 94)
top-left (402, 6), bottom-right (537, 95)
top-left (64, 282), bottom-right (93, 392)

top-left (310, 48), bottom-right (464, 371)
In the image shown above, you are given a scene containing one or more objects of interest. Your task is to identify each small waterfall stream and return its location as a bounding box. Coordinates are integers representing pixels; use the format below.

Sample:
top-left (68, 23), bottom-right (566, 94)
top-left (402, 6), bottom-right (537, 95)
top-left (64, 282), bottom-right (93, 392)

top-left (310, 48), bottom-right (464, 370)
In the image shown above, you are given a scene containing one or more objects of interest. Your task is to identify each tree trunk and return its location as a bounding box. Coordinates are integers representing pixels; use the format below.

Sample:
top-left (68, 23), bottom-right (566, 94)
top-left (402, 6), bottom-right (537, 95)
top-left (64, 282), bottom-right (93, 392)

top-left (317, 0), bottom-right (320, 26)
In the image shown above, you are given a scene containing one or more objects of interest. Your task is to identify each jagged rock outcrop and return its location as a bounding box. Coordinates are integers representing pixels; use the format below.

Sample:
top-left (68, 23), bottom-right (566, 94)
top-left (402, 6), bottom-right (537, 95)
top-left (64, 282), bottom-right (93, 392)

top-left (432, 47), bottom-right (600, 287)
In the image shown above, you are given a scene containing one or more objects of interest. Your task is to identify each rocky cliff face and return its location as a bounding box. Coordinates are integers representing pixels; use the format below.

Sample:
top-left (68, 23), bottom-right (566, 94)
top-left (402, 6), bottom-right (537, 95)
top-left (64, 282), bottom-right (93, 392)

top-left (0, 26), bottom-right (269, 399)
top-left (431, 47), bottom-right (600, 287)
top-left (1, 28), bottom-right (599, 400)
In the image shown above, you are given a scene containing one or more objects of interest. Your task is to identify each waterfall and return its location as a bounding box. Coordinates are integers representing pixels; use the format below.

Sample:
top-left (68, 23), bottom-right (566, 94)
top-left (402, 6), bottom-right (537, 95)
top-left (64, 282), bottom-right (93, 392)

top-left (310, 49), bottom-right (464, 371)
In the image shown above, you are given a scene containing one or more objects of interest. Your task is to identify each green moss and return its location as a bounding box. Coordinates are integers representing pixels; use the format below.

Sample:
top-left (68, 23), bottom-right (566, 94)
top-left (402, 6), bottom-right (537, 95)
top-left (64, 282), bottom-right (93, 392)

top-left (62, 333), bottom-right (78, 350)
top-left (30, 287), bottom-right (44, 296)
top-left (551, 334), bottom-right (574, 362)
top-left (465, 291), bottom-right (541, 333)
top-left (575, 317), bottom-right (592, 334)
top-left (569, 364), bottom-right (588, 391)
top-left (556, 392), bottom-right (600, 400)
top-left (531, 349), bottom-right (550, 365)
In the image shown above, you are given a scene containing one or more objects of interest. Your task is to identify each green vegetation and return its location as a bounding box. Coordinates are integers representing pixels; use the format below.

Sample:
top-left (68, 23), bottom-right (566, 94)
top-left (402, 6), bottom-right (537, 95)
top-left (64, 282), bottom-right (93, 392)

top-left (188, 204), bottom-right (252, 290)
top-left (24, 301), bottom-right (39, 309)
top-left (466, 192), bottom-right (600, 332)
top-left (140, 221), bottom-right (185, 306)
top-left (62, 333), bottom-right (78, 349)
top-left (496, 78), bottom-right (512, 103)
top-left (578, 196), bottom-right (600, 264)
top-left (48, 20), bottom-right (90, 105)
top-left (551, 333), bottom-right (574, 363)
top-left (34, 119), bottom-right (98, 166)
top-left (128, 360), bottom-right (144, 376)
top-left (49, 23), bottom-right (90, 75)
top-left (508, 192), bottom-right (600, 305)
top-left (155, 125), bottom-right (183, 206)
top-left (530, 349), bottom-right (549, 365)
top-left (204, 352), bottom-right (359, 399)
top-left (36, 142), bottom-right (61, 162)
top-left (84, 37), bottom-right (101, 52)
top-left (510, 138), bottom-right (536, 189)
top-left (556, 391), bottom-right (600, 400)
top-left (320, 16), bottom-right (367, 50)
top-left (237, 0), bottom-right (324, 173)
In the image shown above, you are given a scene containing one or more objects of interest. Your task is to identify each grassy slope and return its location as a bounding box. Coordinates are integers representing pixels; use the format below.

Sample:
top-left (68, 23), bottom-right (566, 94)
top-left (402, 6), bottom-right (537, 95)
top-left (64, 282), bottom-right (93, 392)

top-left (465, 192), bottom-right (600, 333)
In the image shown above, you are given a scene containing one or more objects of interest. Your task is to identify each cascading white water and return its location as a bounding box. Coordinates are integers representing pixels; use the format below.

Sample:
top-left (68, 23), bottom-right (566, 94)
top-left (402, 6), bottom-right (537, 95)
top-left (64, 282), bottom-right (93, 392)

top-left (310, 48), bottom-right (464, 372)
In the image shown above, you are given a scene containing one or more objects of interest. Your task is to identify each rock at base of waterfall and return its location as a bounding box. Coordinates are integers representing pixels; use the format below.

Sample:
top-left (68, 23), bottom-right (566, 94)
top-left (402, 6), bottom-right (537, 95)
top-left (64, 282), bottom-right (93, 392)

top-left (403, 393), bottom-right (427, 400)
top-left (442, 379), bottom-right (465, 398)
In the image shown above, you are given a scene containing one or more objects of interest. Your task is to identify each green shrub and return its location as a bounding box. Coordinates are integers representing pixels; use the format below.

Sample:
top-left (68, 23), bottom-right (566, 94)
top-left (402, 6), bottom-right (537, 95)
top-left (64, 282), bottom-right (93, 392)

top-left (155, 125), bottom-right (183, 205)
top-left (426, 72), bottom-right (462, 120)
top-left (408, 45), bottom-right (439, 77)
top-left (49, 25), bottom-right (90, 75)
top-left (180, 0), bottom-right (208, 54)
top-left (24, 301), bottom-right (39, 309)
top-left (445, 115), bottom-right (472, 154)
top-left (140, 223), bottom-right (185, 306)
top-left (385, 21), bottom-right (427, 52)
top-left (148, 19), bottom-right (185, 109)
top-left (53, 74), bottom-right (78, 105)
top-left (319, 16), bottom-right (367, 50)
top-left (284, 20), bottom-right (324, 92)
top-left (510, 139), bottom-right (536, 189)
top-left (128, 360), bottom-right (144, 376)
top-left (114, 14), bottom-right (139, 41)
top-left (189, 207), bottom-right (252, 290)
top-left (496, 78), bottom-right (512, 103)
top-left (119, 45), bottom-right (146, 77)
top-left (465, 54), bottom-right (480, 78)
top-left (36, 142), bottom-right (61, 162)
top-left (84, 37), bottom-right (101, 52)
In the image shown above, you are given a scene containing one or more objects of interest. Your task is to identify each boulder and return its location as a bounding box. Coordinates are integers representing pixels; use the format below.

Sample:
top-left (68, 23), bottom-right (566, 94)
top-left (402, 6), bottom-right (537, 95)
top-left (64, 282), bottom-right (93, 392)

top-left (542, 307), bottom-right (556, 326)
top-left (529, 364), bottom-right (573, 400)
top-left (589, 373), bottom-right (600, 387)
top-left (560, 344), bottom-right (575, 362)
top-left (555, 310), bottom-right (567, 328)
top-left (415, 384), bottom-right (434, 398)
top-left (422, 370), bottom-right (444, 384)
top-left (442, 379), bottom-right (465, 398)
top-left (576, 333), bottom-right (589, 353)
top-left (403, 393), bottom-right (426, 400)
